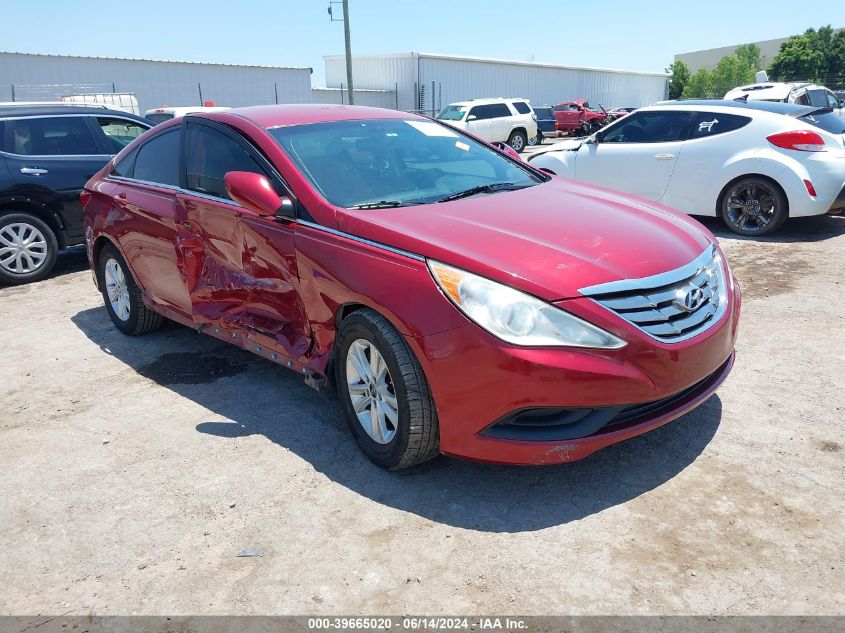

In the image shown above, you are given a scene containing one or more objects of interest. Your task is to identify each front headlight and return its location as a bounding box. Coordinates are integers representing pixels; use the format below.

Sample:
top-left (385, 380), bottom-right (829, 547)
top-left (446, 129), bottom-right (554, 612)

top-left (428, 260), bottom-right (626, 349)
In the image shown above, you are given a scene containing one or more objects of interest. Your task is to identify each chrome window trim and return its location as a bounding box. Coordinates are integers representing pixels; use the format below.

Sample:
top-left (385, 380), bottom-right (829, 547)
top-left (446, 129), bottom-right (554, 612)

top-left (103, 177), bottom-right (423, 262)
top-left (579, 245), bottom-right (729, 344)
top-left (107, 174), bottom-right (184, 194)
top-left (107, 174), bottom-right (240, 207)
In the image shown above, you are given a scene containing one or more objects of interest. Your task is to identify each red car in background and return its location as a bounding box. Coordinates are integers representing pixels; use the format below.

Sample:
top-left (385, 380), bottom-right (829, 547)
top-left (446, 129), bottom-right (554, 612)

top-left (553, 99), bottom-right (609, 135)
top-left (83, 105), bottom-right (740, 469)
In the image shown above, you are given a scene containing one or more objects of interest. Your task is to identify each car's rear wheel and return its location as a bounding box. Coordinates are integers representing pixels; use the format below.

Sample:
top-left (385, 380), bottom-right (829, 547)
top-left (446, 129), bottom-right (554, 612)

top-left (336, 309), bottom-right (439, 470)
top-left (0, 212), bottom-right (58, 285)
top-left (97, 243), bottom-right (163, 335)
top-left (527, 130), bottom-right (543, 146)
top-left (507, 129), bottom-right (528, 153)
top-left (719, 177), bottom-right (787, 236)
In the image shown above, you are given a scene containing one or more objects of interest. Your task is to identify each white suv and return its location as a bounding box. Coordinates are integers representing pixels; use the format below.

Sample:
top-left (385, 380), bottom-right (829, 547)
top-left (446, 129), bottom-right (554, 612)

top-left (436, 98), bottom-right (538, 152)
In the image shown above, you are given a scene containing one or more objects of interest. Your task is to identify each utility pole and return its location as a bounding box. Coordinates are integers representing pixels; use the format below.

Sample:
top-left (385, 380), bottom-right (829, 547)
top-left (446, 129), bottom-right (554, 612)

top-left (328, 1), bottom-right (354, 105)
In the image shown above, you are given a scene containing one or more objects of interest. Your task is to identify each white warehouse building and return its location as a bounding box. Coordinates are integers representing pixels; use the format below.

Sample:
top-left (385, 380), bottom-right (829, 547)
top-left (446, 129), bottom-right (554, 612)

top-left (0, 52), bottom-right (314, 113)
top-left (323, 52), bottom-right (668, 114)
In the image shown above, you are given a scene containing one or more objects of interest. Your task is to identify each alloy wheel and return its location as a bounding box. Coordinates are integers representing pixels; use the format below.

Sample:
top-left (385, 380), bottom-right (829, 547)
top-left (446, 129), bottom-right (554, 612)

top-left (510, 134), bottom-right (525, 152)
top-left (0, 222), bottom-right (48, 274)
top-left (725, 182), bottom-right (777, 234)
top-left (345, 339), bottom-right (399, 445)
top-left (104, 258), bottom-right (131, 322)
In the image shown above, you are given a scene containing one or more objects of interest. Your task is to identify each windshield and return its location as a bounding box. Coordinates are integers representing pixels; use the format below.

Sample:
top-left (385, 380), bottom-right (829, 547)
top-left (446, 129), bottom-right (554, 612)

top-left (267, 118), bottom-right (542, 208)
top-left (435, 105), bottom-right (467, 121)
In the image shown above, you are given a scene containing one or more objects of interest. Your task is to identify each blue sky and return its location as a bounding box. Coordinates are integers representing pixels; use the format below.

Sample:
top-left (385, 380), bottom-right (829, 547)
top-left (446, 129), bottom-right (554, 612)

top-left (2, 1), bottom-right (841, 84)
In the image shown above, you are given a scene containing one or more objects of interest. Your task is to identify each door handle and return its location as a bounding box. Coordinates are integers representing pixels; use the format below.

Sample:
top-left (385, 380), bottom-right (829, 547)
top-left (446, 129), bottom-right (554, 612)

top-left (653, 153), bottom-right (676, 160)
top-left (20, 167), bottom-right (48, 175)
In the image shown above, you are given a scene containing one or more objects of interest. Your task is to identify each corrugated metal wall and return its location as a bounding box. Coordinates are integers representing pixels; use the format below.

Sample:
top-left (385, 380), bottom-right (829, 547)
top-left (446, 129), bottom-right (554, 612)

top-left (0, 52), bottom-right (313, 113)
top-left (311, 87), bottom-right (396, 108)
top-left (325, 53), bottom-right (667, 113)
top-left (324, 54), bottom-right (417, 110)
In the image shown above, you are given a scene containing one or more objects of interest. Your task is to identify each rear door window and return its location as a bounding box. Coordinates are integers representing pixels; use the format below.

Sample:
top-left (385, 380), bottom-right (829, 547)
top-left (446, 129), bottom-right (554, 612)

top-left (96, 117), bottom-right (148, 153)
top-left (512, 102), bottom-right (531, 114)
top-left (3, 116), bottom-right (100, 155)
top-left (601, 111), bottom-right (692, 143)
top-left (688, 113), bottom-right (751, 139)
top-left (132, 128), bottom-right (181, 187)
top-left (487, 103), bottom-right (512, 119)
top-left (184, 123), bottom-right (270, 200)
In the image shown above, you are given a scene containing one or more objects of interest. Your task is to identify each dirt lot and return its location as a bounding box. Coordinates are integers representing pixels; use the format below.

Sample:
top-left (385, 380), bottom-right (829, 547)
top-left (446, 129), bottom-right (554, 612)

top-left (1, 214), bottom-right (843, 616)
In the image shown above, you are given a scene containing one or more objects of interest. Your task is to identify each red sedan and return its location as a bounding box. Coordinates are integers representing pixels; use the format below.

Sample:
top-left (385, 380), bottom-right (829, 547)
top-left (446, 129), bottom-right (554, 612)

top-left (83, 105), bottom-right (740, 469)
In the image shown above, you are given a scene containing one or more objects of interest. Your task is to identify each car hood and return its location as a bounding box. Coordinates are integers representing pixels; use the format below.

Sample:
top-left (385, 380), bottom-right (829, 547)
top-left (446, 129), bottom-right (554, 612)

top-left (336, 178), bottom-right (714, 301)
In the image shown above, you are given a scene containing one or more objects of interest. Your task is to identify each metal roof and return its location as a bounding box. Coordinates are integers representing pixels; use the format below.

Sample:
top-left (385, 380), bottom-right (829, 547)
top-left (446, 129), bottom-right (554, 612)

top-left (0, 51), bottom-right (312, 73)
top-left (322, 52), bottom-right (668, 78)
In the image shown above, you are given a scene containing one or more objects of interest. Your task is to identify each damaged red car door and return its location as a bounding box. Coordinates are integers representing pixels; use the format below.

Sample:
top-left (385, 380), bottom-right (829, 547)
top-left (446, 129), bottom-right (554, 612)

top-left (178, 119), bottom-right (311, 359)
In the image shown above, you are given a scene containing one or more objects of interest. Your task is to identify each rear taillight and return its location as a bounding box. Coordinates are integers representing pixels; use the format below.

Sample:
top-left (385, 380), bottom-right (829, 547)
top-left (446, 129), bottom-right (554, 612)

top-left (767, 130), bottom-right (827, 152)
top-left (80, 190), bottom-right (92, 208)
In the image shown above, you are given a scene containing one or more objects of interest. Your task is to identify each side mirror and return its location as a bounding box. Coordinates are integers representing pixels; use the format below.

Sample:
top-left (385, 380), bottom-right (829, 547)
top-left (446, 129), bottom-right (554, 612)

top-left (492, 142), bottom-right (523, 161)
top-left (224, 171), bottom-right (293, 219)
top-left (466, 115), bottom-right (477, 121)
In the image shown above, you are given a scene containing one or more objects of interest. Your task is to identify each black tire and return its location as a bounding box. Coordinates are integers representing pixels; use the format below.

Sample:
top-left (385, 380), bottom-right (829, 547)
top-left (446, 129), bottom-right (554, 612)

top-left (507, 129), bottom-right (528, 153)
top-left (335, 309), bottom-right (439, 470)
top-left (527, 130), bottom-right (543, 146)
top-left (97, 243), bottom-right (163, 335)
top-left (719, 176), bottom-right (788, 236)
top-left (0, 212), bottom-right (58, 285)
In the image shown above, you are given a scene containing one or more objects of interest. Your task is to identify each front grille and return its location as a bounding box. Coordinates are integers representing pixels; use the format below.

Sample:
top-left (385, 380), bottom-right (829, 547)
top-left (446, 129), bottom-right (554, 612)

top-left (579, 245), bottom-right (728, 343)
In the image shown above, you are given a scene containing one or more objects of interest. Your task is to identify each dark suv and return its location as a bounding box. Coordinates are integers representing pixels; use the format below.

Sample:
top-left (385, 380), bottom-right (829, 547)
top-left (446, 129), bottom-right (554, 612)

top-left (0, 105), bottom-right (152, 284)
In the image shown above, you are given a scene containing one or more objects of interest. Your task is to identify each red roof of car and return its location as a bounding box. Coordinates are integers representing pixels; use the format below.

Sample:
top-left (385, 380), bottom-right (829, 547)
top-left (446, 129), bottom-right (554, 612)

top-left (212, 104), bottom-right (415, 128)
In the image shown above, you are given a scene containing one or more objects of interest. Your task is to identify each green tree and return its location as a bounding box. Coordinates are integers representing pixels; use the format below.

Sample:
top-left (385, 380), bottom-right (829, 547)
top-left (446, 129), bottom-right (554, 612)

top-left (666, 60), bottom-right (691, 100)
top-left (711, 54), bottom-right (757, 96)
top-left (733, 43), bottom-right (762, 71)
top-left (769, 25), bottom-right (845, 84)
top-left (682, 69), bottom-right (714, 99)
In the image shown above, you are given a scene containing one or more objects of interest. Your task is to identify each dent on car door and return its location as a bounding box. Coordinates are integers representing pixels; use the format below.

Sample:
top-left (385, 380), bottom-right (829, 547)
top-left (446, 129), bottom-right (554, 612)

top-left (577, 111), bottom-right (691, 199)
top-left (2, 115), bottom-right (110, 240)
top-left (180, 121), bottom-right (310, 358)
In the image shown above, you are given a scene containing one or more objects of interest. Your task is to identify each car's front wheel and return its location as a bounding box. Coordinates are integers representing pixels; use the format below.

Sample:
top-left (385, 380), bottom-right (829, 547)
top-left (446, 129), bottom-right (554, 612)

top-left (336, 309), bottom-right (439, 469)
top-left (507, 129), bottom-right (528, 153)
top-left (0, 212), bottom-right (58, 285)
top-left (719, 177), bottom-right (787, 236)
top-left (97, 243), bottom-right (163, 335)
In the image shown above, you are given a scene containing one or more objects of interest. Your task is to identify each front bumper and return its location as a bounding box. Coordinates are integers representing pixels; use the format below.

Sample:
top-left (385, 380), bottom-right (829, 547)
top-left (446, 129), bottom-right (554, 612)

top-left (404, 279), bottom-right (740, 465)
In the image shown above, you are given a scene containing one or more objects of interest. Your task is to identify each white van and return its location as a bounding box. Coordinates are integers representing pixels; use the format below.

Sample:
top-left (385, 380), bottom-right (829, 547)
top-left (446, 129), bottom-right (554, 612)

top-left (144, 106), bottom-right (231, 125)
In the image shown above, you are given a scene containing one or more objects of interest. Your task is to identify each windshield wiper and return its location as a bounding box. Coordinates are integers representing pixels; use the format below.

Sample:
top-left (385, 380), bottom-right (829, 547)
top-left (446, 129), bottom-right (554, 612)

top-left (350, 200), bottom-right (418, 209)
top-left (435, 182), bottom-right (526, 203)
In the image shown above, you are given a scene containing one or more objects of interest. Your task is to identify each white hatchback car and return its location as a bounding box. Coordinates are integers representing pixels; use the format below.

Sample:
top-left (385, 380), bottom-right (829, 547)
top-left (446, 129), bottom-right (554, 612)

top-left (528, 100), bottom-right (845, 235)
top-left (436, 98), bottom-right (538, 152)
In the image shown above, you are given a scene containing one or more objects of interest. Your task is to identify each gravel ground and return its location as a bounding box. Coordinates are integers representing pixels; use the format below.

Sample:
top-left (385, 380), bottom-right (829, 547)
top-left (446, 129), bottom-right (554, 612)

top-left (0, 214), bottom-right (843, 616)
